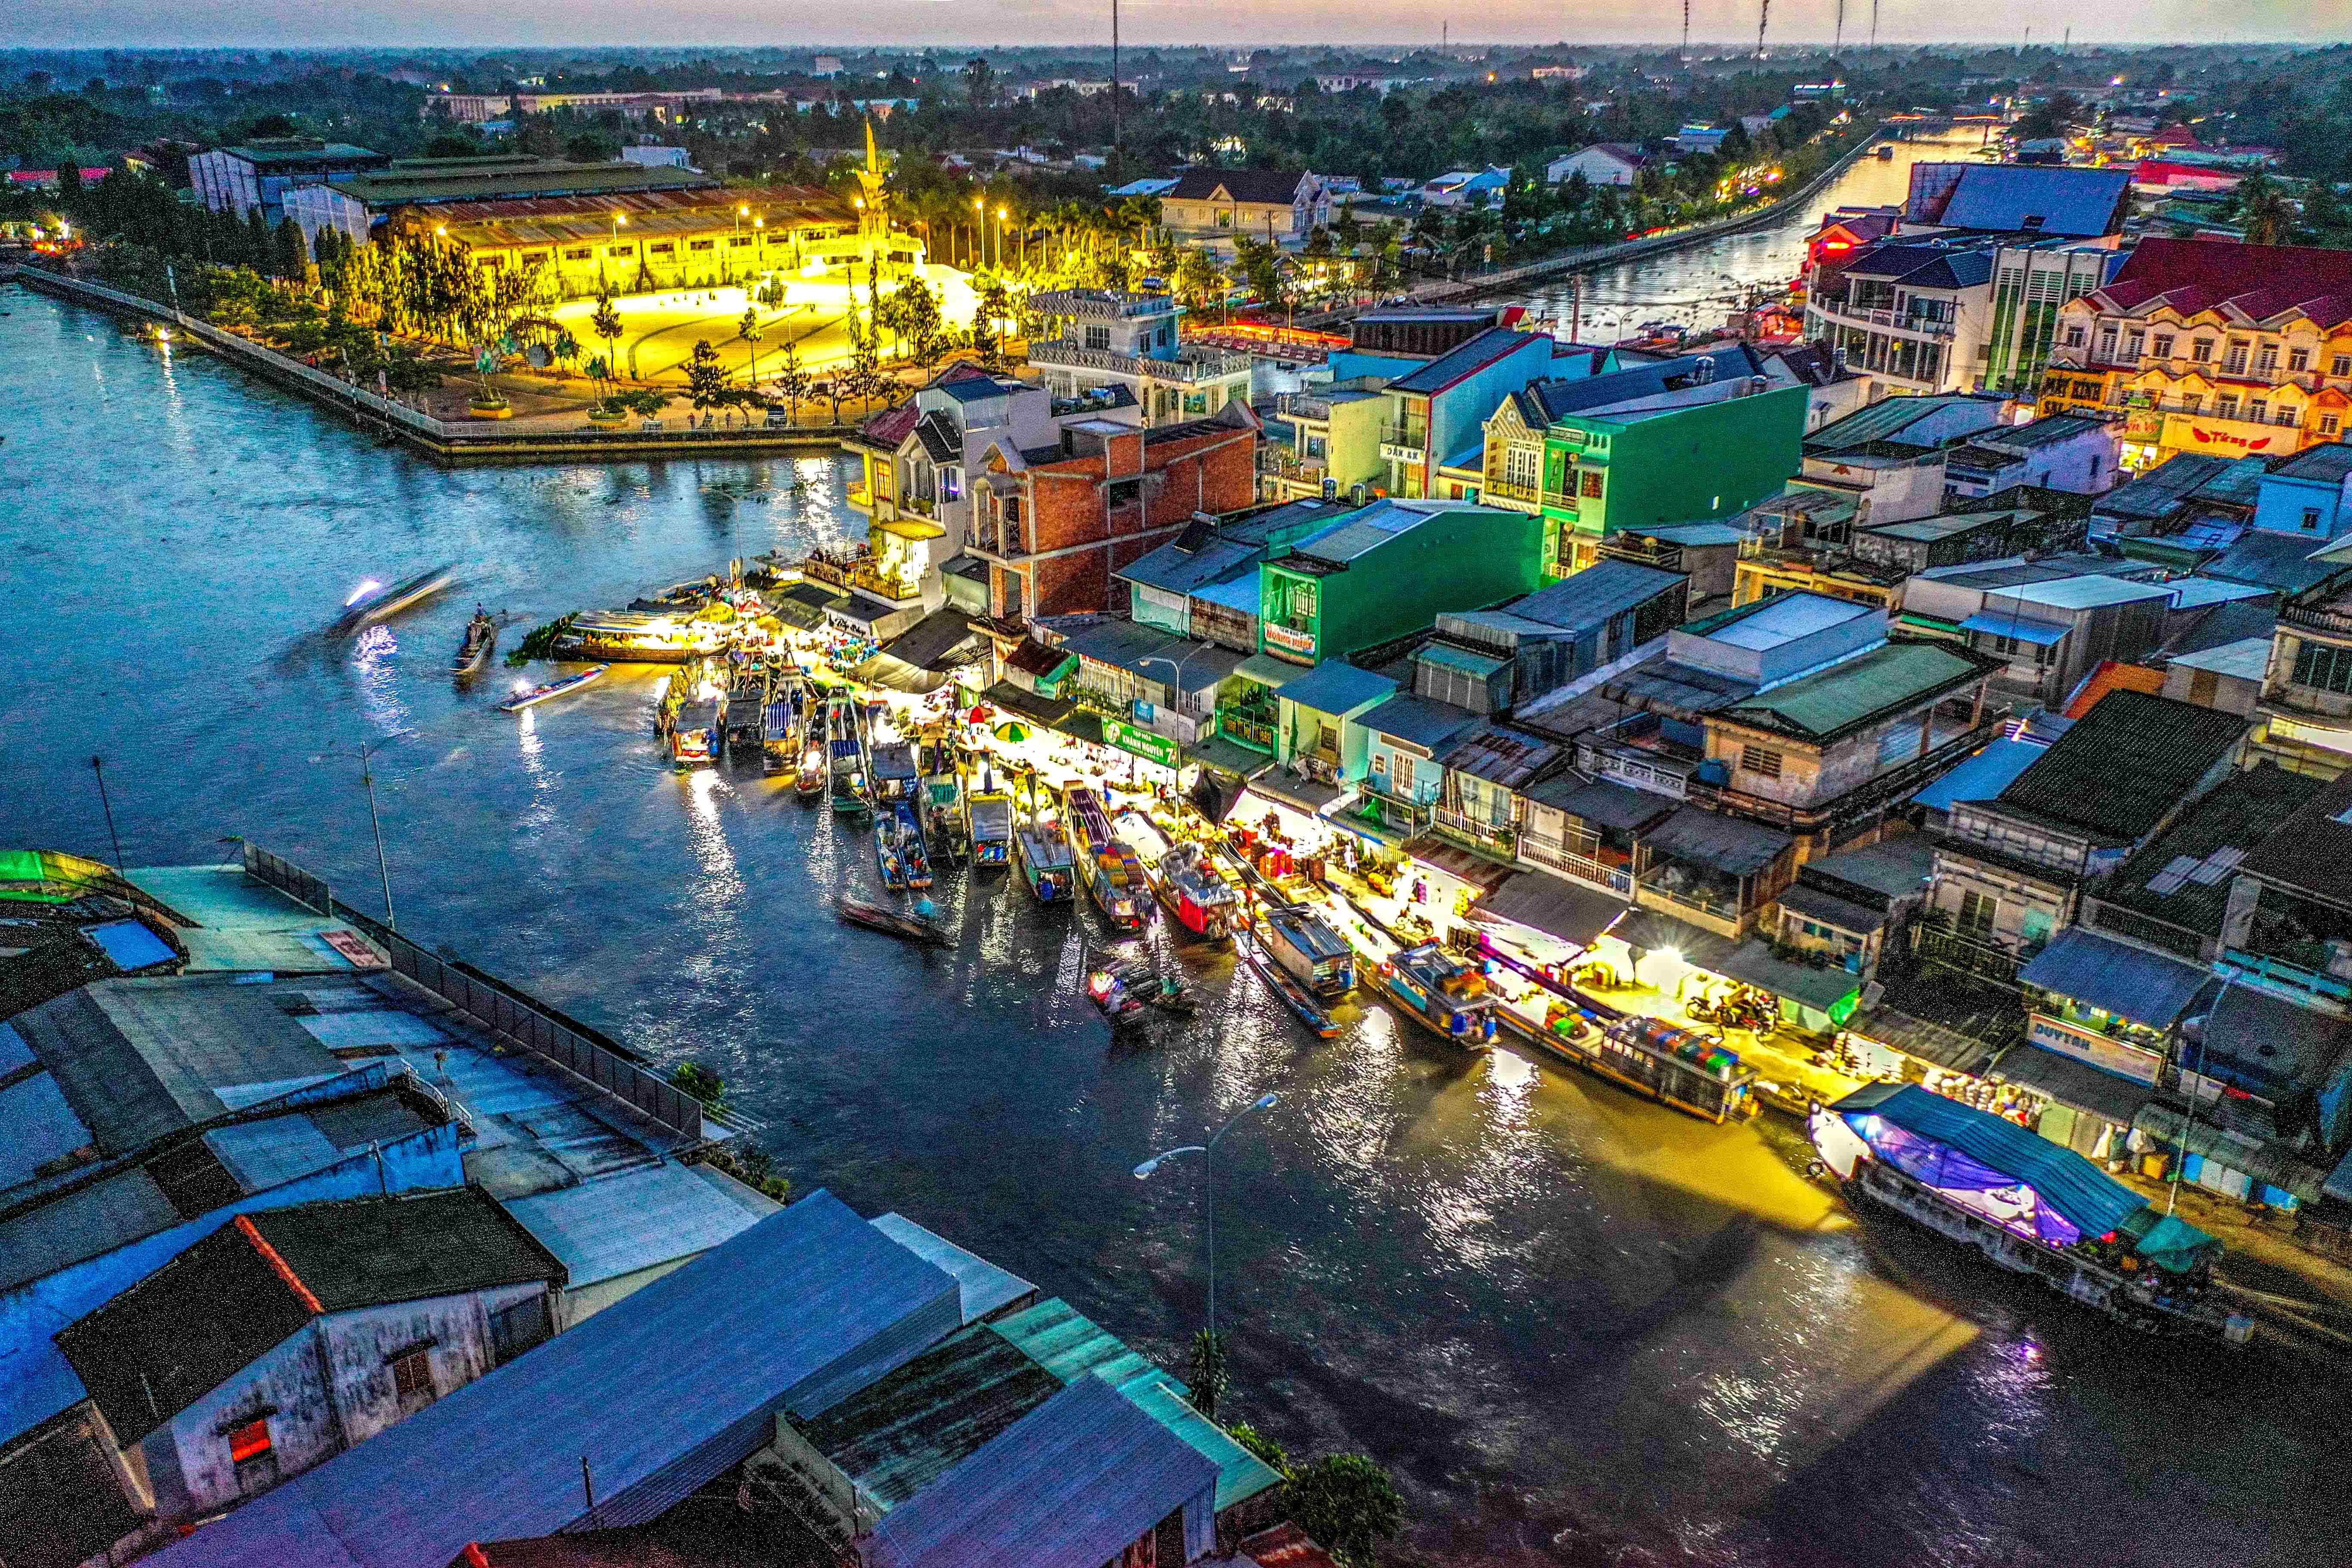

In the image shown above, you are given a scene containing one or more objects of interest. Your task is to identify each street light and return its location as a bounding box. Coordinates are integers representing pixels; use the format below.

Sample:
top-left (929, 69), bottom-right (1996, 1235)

top-left (995, 207), bottom-right (1008, 274)
top-left (309, 739), bottom-right (399, 930)
top-left (1133, 1092), bottom-right (1280, 1344)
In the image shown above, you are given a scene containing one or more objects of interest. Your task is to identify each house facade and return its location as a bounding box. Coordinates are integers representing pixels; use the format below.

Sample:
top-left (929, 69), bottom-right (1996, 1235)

top-left (1256, 500), bottom-right (1544, 668)
top-left (1159, 168), bottom-right (1330, 245)
top-left (1023, 289), bottom-right (1254, 427)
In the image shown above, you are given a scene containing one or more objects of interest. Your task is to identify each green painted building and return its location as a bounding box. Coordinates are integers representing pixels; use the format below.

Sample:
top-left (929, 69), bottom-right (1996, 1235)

top-left (1258, 499), bottom-right (1545, 667)
top-left (1539, 381), bottom-right (1807, 577)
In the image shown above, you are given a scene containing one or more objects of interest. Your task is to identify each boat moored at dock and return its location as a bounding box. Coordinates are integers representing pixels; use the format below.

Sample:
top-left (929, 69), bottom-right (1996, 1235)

top-left (1060, 784), bottom-right (1147, 931)
top-left (1258, 906), bottom-right (1356, 997)
top-left (1243, 934), bottom-right (1341, 1038)
top-left (1809, 1084), bottom-right (2253, 1344)
top-left (827, 696), bottom-right (872, 816)
top-left (1375, 942), bottom-right (1497, 1050)
top-left (550, 609), bottom-right (723, 663)
top-left (965, 789), bottom-right (1013, 869)
top-left (1014, 810), bottom-right (1075, 904)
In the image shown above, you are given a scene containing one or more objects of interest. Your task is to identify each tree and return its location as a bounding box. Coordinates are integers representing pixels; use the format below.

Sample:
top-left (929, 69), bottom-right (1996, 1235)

top-left (1187, 1329), bottom-right (1228, 1420)
top-left (1171, 247), bottom-right (1219, 313)
top-left (273, 217), bottom-right (310, 283)
top-left (772, 337), bottom-right (810, 423)
top-left (1285, 1455), bottom-right (1404, 1568)
top-left (738, 304), bottom-right (764, 387)
top-left (591, 286), bottom-right (624, 381)
top-left (973, 278), bottom-right (1012, 369)
top-left (1225, 1424), bottom-right (1287, 1475)
top-left (668, 1061), bottom-right (728, 1112)
top-left (2233, 172), bottom-right (2295, 246)
top-left (683, 338), bottom-right (732, 414)
top-left (962, 56), bottom-right (996, 109)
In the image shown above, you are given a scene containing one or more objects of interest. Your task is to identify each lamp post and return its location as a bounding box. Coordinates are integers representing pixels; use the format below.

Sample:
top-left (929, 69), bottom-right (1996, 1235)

top-left (310, 740), bottom-right (398, 930)
top-left (972, 194), bottom-right (986, 272)
top-left (995, 207), bottom-right (1009, 276)
top-left (1133, 1092), bottom-right (1280, 1344)
top-left (2168, 975), bottom-right (2234, 1215)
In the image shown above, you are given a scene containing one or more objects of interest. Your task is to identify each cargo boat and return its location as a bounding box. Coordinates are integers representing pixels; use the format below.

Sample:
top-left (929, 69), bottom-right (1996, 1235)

top-left (965, 790), bottom-right (1013, 869)
top-left (332, 564), bottom-right (456, 635)
top-left (1258, 906), bottom-right (1356, 997)
top-left (1809, 1084), bottom-right (2253, 1344)
top-left (1498, 1011), bottom-right (1755, 1124)
top-left (827, 696), bottom-right (871, 816)
top-left (548, 609), bottom-right (719, 663)
top-left (860, 706), bottom-right (921, 806)
top-left (1060, 784), bottom-right (1148, 931)
top-left (1242, 934), bottom-right (1340, 1038)
top-left (1014, 810), bottom-right (1075, 905)
top-left (1118, 813), bottom-right (1238, 941)
top-left (761, 680), bottom-right (801, 776)
top-left (1374, 943), bottom-right (1496, 1050)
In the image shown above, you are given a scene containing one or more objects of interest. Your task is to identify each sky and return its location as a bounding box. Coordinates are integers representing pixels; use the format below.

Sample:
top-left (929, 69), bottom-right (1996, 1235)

top-left (9, 0), bottom-right (2347, 52)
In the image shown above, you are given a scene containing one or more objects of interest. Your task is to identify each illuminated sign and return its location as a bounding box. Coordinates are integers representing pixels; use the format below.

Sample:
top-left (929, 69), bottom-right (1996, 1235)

top-left (1264, 622), bottom-right (1317, 656)
top-left (1103, 717), bottom-right (1180, 768)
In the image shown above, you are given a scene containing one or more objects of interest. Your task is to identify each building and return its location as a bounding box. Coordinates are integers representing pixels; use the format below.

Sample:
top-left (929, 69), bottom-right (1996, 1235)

top-left (53, 1190), bottom-right (563, 1532)
top-left (1375, 327), bottom-right (1563, 501)
top-left (1788, 394), bottom-right (2006, 529)
top-left (1118, 499), bottom-right (1348, 648)
top-left (617, 144), bottom-right (693, 169)
top-left (2246, 561), bottom-right (2352, 777)
top-left (1768, 832), bottom-right (1939, 984)
top-left (1943, 414), bottom-right (2120, 498)
top-left (1899, 554), bottom-right (2174, 707)
top-left (1024, 289), bottom-right (1254, 427)
top-left (1159, 168), bottom-right (1330, 246)
top-left (968, 403), bottom-right (1260, 623)
top-left (1924, 689), bottom-right (2246, 978)
top-left (2251, 443), bottom-right (2352, 542)
top-left (1418, 168), bottom-right (1511, 209)
top-left (1427, 561), bottom-right (1690, 713)
top-left (1900, 162), bottom-right (2132, 239)
top-left (1545, 144), bottom-right (1646, 187)
top-left (1259, 379), bottom-right (1393, 502)
top-left (2040, 238), bottom-right (2352, 466)
top-left (2086, 450), bottom-right (2267, 554)
top-left (2212, 773), bottom-right (2352, 1131)
top-left (1257, 499), bottom-right (1544, 667)
top-left (1274, 659), bottom-right (1400, 783)
top-left (846, 366), bottom-right (1141, 631)
top-left (187, 140), bottom-right (389, 226)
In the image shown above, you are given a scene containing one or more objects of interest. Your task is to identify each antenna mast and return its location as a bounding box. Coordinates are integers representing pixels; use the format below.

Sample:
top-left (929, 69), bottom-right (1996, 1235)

top-left (1682, 0), bottom-right (1691, 58)
top-left (1834, 0), bottom-right (1845, 55)
top-left (1869, 0), bottom-right (1879, 55)
top-left (1110, 0), bottom-right (1120, 181)
top-left (1755, 0), bottom-right (1769, 61)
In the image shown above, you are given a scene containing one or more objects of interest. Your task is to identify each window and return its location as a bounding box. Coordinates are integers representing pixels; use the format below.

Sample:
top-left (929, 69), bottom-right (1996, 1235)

top-left (1083, 325), bottom-right (1111, 350)
top-left (564, 247), bottom-right (591, 260)
top-left (2248, 400), bottom-right (2268, 424)
top-left (1391, 753), bottom-right (1415, 793)
top-left (2190, 338), bottom-right (2213, 363)
top-left (2324, 414), bottom-right (2343, 438)
top-left (2216, 395), bottom-right (2239, 420)
top-left (608, 243), bottom-right (632, 256)
top-left (2333, 354), bottom-right (2352, 378)
top-left (1579, 470), bottom-right (1604, 499)
top-left (1739, 744), bottom-right (1783, 779)
top-left (2092, 326), bottom-right (2110, 356)
top-left (2257, 346), bottom-right (2278, 372)
top-left (2153, 334), bottom-right (2174, 358)
top-left (1957, 889), bottom-right (1998, 937)
top-left (2188, 667), bottom-right (2220, 706)
top-left (391, 1350), bottom-right (435, 1410)
top-left (2180, 393), bottom-right (2202, 414)
top-left (688, 239), bottom-right (714, 252)
top-left (2125, 330), bottom-right (2145, 359)
top-left (1106, 476), bottom-right (1142, 509)
top-left (2276, 405), bottom-right (2299, 427)
top-left (2224, 339), bottom-right (2248, 374)
top-left (940, 466), bottom-right (963, 501)
top-left (228, 1418), bottom-right (275, 1495)
top-left (649, 242), bottom-right (674, 254)
top-left (490, 1295), bottom-right (551, 1366)
top-left (729, 235), bottom-right (752, 248)
top-left (2294, 640), bottom-right (2352, 696)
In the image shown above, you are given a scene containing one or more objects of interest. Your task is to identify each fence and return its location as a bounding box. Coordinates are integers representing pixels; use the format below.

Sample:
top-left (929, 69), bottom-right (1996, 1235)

top-left (240, 842), bottom-right (731, 1139)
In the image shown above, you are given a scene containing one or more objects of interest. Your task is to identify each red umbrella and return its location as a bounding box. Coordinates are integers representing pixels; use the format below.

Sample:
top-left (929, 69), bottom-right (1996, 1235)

top-left (967, 704), bottom-right (992, 724)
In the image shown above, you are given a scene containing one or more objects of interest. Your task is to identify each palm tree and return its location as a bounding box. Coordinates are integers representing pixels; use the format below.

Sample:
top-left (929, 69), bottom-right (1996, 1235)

top-left (738, 305), bottom-right (763, 388)
top-left (591, 287), bottom-right (624, 382)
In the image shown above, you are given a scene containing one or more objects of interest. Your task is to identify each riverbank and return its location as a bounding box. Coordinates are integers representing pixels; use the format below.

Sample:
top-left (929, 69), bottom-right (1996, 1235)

top-left (2, 263), bottom-right (857, 466)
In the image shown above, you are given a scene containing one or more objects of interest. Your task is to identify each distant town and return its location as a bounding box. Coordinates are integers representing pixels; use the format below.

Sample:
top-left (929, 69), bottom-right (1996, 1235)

top-left (6, 31), bottom-right (2352, 1568)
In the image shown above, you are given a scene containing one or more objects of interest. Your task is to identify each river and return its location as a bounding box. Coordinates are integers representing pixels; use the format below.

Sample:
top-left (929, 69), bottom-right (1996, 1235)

top-left (1496, 128), bottom-right (2000, 339)
top-left (2, 276), bottom-right (2344, 1568)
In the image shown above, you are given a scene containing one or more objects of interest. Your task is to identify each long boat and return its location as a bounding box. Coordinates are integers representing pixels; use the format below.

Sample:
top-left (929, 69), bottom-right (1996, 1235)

top-left (332, 564), bottom-right (457, 636)
top-left (837, 897), bottom-right (951, 948)
top-left (1495, 1008), bottom-right (1755, 1124)
top-left (450, 610), bottom-right (496, 679)
top-left (919, 744), bottom-right (967, 861)
top-left (1809, 1083), bottom-right (2253, 1345)
top-left (761, 690), bottom-right (799, 776)
top-left (1373, 942), bottom-right (1497, 1051)
top-left (826, 696), bottom-right (871, 817)
top-left (498, 664), bottom-right (607, 714)
top-left (1242, 934), bottom-right (1340, 1038)
top-left (667, 664), bottom-right (724, 768)
top-left (1014, 809), bottom-right (1075, 905)
top-left (1258, 906), bottom-right (1356, 998)
top-left (861, 706), bottom-right (921, 807)
top-left (1060, 784), bottom-right (1148, 931)
top-left (894, 802), bottom-right (933, 889)
top-left (873, 812), bottom-right (910, 891)
top-left (965, 790), bottom-right (1013, 869)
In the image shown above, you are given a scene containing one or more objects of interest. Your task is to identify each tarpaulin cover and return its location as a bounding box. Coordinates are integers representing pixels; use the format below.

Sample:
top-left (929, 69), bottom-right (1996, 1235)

top-left (2122, 1211), bottom-right (2221, 1275)
top-left (1856, 1117), bottom-right (2083, 1246)
top-left (1834, 1082), bottom-right (2147, 1241)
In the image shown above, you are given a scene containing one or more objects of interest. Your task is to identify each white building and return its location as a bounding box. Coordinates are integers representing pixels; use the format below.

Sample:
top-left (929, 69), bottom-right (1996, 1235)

top-left (1025, 289), bottom-right (1256, 427)
top-left (1546, 144), bottom-right (1646, 187)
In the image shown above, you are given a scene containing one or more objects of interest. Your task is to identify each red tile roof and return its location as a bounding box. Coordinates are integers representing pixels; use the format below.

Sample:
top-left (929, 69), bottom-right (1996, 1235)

top-left (2094, 239), bottom-right (2352, 328)
top-left (1240, 1522), bottom-right (1342, 1568)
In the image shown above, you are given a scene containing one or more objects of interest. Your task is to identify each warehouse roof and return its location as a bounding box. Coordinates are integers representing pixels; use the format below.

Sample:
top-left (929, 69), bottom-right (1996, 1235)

top-left (1716, 640), bottom-right (1991, 744)
top-left (332, 157), bottom-right (715, 208)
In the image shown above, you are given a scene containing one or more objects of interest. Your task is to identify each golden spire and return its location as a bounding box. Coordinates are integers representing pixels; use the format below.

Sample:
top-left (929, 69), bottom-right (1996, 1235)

top-left (865, 116), bottom-right (879, 178)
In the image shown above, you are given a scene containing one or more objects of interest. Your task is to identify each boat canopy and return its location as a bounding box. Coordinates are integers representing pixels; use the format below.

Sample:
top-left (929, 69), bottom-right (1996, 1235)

top-left (1833, 1082), bottom-right (2152, 1247)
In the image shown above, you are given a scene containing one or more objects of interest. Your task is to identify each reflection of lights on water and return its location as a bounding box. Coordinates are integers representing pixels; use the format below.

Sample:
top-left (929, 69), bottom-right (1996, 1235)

top-left (355, 627), bottom-right (396, 659)
top-left (345, 578), bottom-right (383, 607)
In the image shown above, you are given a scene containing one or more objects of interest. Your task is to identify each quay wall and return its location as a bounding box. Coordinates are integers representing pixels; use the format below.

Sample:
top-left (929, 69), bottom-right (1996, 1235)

top-left (1, 262), bottom-right (853, 467)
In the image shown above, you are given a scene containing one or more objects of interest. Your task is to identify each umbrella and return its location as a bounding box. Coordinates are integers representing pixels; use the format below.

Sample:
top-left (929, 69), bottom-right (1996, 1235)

top-left (967, 705), bottom-right (992, 724)
top-left (992, 721), bottom-right (1032, 744)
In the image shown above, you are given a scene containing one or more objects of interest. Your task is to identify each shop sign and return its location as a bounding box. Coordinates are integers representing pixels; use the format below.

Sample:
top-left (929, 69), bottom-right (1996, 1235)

top-left (1264, 622), bottom-right (1317, 657)
top-left (1103, 717), bottom-right (1180, 768)
top-left (2027, 1011), bottom-right (2160, 1084)
top-left (2162, 414), bottom-right (2285, 456)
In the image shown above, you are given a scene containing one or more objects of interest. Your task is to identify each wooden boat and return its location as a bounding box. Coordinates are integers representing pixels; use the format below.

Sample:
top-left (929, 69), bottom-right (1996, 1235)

top-left (498, 664), bottom-right (608, 714)
top-left (450, 611), bottom-right (496, 679)
top-left (1242, 934), bottom-right (1340, 1038)
top-left (1084, 964), bottom-right (1148, 1026)
top-left (794, 743), bottom-right (827, 800)
top-left (1014, 812), bottom-right (1075, 905)
top-left (1060, 784), bottom-right (1148, 931)
top-left (919, 757), bottom-right (967, 860)
top-left (894, 802), bottom-right (933, 889)
top-left (549, 609), bottom-right (720, 663)
top-left (1154, 838), bottom-right (1241, 943)
top-left (1258, 906), bottom-right (1356, 997)
top-left (965, 789), bottom-right (1013, 870)
top-left (1374, 943), bottom-right (1497, 1051)
top-left (873, 814), bottom-right (910, 891)
top-left (1809, 1085), bottom-right (2253, 1345)
top-left (827, 696), bottom-right (872, 816)
top-left (860, 706), bottom-right (920, 806)
top-left (332, 564), bottom-right (456, 636)
top-left (837, 897), bottom-right (951, 948)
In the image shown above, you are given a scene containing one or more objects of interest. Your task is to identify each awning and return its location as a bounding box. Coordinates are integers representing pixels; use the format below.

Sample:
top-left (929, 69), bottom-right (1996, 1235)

top-left (1713, 940), bottom-right (1863, 1017)
top-left (1185, 732), bottom-right (1273, 779)
top-left (982, 680), bottom-right (1076, 728)
top-left (847, 652), bottom-right (952, 695)
top-left (1842, 1007), bottom-right (2003, 1074)
top-left (1832, 1081), bottom-right (2149, 1240)
top-left (1988, 1043), bottom-right (2151, 1128)
top-left (1232, 653), bottom-right (1303, 689)
top-left (1642, 806), bottom-right (1793, 877)
top-left (2132, 1102), bottom-right (2326, 1203)
top-left (1244, 774), bottom-right (1345, 815)
top-left (1773, 882), bottom-right (1887, 936)
top-left (2017, 929), bottom-right (2210, 1029)
top-left (876, 516), bottom-right (946, 540)
top-left (1958, 611), bottom-right (2070, 644)
top-left (1399, 836), bottom-right (1517, 894)
top-left (1607, 908), bottom-right (1740, 971)
top-left (1475, 872), bottom-right (1629, 948)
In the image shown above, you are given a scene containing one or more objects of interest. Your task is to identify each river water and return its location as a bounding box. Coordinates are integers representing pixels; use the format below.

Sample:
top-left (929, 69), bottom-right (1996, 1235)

top-left (3, 248), bottom-right (2344, 1568)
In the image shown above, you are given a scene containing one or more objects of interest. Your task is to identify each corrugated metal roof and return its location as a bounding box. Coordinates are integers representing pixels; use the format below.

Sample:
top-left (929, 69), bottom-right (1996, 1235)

top-left (1521, 774), bottom-right (1675, 830)
top-left (1384, 327), bottom-right (1546, 394)
top-left (1420, 643), bottom-right (1508, 679)
top-left (1910, 738), bottom-right (2046, 811)
top-left (504, 1161), bottom-right (764, 1289)
top-left (1833, 1082), bottom-right (2147, 1235)
top-left (1805, 393), bottom-right (1981, 453)
top-left (1718, 641), bottom-right (1990, 743)
top-left (992, 1298), bottom-right (1283, 1514)
top-left (1643, 806), bottom-right (1792, 876)
top-left (1357, 693), bottom-right (1482, 753)
top-left (870, 1214), bottom-right (1037, 1323)
top-left (1774, 882), bottom-right (1888, 935)
top-left (2017, 929), bottom-right (2210, 1027)
top-left (800, 1322), bottom-right (1065, 1511)
top-left (1477, 873), bottom-right (1627, 947)
top-left (864, 1375), bottom-right (1218, 1568)
top-left (1275, 660), bottom-right (1396, 716)
top-left (1994, 690), bottom-right (2247, 844)
top-left (1441, 724), bottom-right (1560, 789)
top-left (0, 1072), bottom-right (92, 1191)
top-left (1499, 560), bottom-right (1685, 634)
top-left (149, 1192), bottom-right (962, 1568)
top-left (1713, 940), bottom-right (1863, 1014)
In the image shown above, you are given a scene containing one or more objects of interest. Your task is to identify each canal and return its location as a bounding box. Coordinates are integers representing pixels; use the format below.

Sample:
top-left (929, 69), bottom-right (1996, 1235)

top-left (2, 281), bottom-right (2344, 1568)
top-left (1498, 128), bottom-right (2000, 338)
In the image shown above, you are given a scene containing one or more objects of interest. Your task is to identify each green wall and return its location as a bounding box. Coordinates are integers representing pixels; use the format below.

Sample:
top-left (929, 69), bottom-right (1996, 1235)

top-left (1542, 384), bottom-right (1807, 574)
top-left (1263, 506), bottom-right (1545, 663)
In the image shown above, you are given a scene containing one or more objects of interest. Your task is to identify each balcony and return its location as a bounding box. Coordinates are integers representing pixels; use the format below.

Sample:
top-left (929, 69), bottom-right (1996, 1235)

top-left (1483, 477), bottom-right (1541, 506)
top-left (895, 491), bottom-right (937, 518)
top-left (1027, 338), bottom-right (1253, 383)
top-left (1378, 424), bottom-right (1427, 464)
top-left (799, 543), bottom-right (869, 590)
top-left (1433, 805), bottom-right (1517, 858)
top-left (846, 484), bottom-right (873, 513)
top-left (1635, 865), bottom-right (1745, 922)
top-left (1519, 833), bottom-right (1636, 895)
top-left (1913, 923), bottom-right (2038, 986)
top-left (848, 564), bottom-right (923, 603)
top-left (1810, 298), bottom-right (1956, 340)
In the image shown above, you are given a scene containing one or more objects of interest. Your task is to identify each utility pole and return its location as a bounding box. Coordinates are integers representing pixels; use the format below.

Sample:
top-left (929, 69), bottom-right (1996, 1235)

top-left (1755, 0), bottom-right (1770, 62)
top-left (1570, 273), bottom-right (1582, 343)
top-left (1834, 0), bottom-right (1845, 55)
top-left (1870, 0), bottom-right (1879, 55)
top-left (1110, 0), bottom-right (1120, 183)
top-left (1681, 0), bottom-right (1691, 60)
top-left (89, 757), bottom-right (124, 871)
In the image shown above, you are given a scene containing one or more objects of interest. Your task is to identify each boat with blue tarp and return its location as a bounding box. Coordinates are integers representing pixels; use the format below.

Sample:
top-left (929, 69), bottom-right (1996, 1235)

top-left (1809, 1083), bottom-right (2252, 1343)
top-left (1375, 942), bottom-right (1497, 1051)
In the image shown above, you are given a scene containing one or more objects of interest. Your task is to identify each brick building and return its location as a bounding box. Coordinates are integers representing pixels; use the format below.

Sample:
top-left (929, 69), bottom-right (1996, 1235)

top-left (969, 403), bottom-right (1259, 622)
